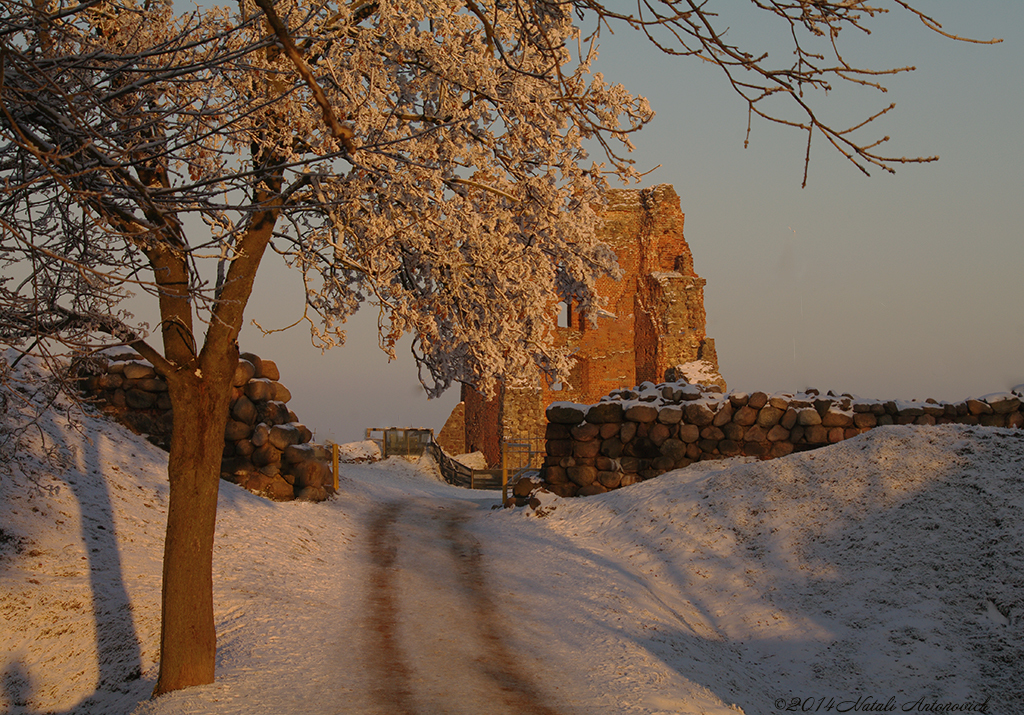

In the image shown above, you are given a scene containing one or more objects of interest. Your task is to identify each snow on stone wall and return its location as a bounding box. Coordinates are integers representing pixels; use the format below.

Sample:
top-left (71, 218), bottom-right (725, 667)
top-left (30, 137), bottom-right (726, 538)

top-left (537, 381), bottom-right (1024, 498)
top-left (76, 351), bottom-right (334, 502)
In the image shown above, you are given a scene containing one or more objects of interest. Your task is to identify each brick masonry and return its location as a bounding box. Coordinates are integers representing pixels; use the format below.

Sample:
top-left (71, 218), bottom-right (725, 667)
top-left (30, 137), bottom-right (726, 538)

top-left (437, 184), bottom-right (724, 465)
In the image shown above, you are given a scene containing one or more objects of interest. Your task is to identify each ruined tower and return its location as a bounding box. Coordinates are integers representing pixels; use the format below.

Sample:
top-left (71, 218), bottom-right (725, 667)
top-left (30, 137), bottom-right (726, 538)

top-left (436, 184), bottom-right (723, 464)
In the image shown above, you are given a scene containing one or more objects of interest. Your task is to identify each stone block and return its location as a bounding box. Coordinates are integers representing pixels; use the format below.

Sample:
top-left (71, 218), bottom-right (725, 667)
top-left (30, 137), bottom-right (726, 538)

top-left (284, 443), bottom-right (316, 463)
top-left (547, 439), bottom-right (572, 457)
top-left (657, 406), bottom-right (683, 424)
top-left (240, 352), bottom-right (263, 378)
top-left (260, 359), bottom-right (281, 381)
top-left (252, 423), bottom-right (270, 447)
top-left (649, 423), bottom-right (671, 446)
top-left (797, 408), bottom-right (822, 426)
top-left (625, 404), bottom-right (659, 423)
top-left (747, 392), bottom-right (768, 410)
top-left (771, 442), bottom-right (795, 459)
top-left (781, 408), bottom-right (798, 430)
top-left (733, 405), bottom-right (757, 426)
top-left (619, 457), bottom-right (641, 473)
top-left (653, 456), bottom-right (675, 472)
top-left (743, 425), bottom-right (768, 442)
top-left (567, 465), bottom-right (597, 486)
top-left (135, 378), bottom-right (167, 393)
top-left (700, 426), bottom-right (724, 441)
top-left (245, 378), bottom-right (275, 403)
top-left (718, 440), bottom-right (741, 456)
top-left (573, 440), bottom-right (601, 459)
top-left (678, 424), bottom-right (700, 443)
top-left (232, 395), bottom-right (258, 425)
top-left (804, 425), bottom-right (828, 444)
top-left (684, 402), bottom-right (715, 426)
top-left (252, 442), bottom-right (281, 467)
top-left (571, 422), bottom-right (601, 441)
top-left (97, 373), bottom-right (125, 390)
top-left (547, 403), bottom-right (588, 424)
top-left (821, 410), bottom-right (853, 428)
top-left (742, 442), bottom-right (766, 457)
top-left (269, 424), bottom-right (302, 450)
top-left (756, 406), bottom-right (785, 428)
top-left (125, 389), bottom-right (157, 410)
top-left (271, 381), bottom-right (292, 403)
top-left (620, 421), bottom-right (637, 443)
top-left (853, 413), bottom-right (877, 428)
top-left (546, 423), bottom-right (571, 439)
top-left (722, 422), bottom-right (744, 441)
top-left (986, 394), bottom-right (1021, 414)
top-left (600, 438), bottom-right (624, 458)
top-left (712, 402), bottom-right (733, 427)
top-left (123, 361), bottom-right (156, 380)
top-left (547, 482), bottom-right (578, 498)
top-left (698, 439), bottom-right (719, 453)
top-left (544, 466), bottom-right (568, 484)
top-left (233, 359), bottom-right (256, 387)
top-left (979, 413), bottom-right (1007, 428)
top-left (659, 439), bottom-right (688, 461)
top-left (225, 419), bottom-right (252, 441)
top-left (586, 402), bottom-right (624, 423)
top-left (234, 439), bottom-right (255, 458)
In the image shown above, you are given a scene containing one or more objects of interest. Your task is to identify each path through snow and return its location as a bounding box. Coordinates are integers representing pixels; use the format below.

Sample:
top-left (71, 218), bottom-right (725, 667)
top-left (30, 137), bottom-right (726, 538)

top-left (361, 498), bottom-right (568, 715)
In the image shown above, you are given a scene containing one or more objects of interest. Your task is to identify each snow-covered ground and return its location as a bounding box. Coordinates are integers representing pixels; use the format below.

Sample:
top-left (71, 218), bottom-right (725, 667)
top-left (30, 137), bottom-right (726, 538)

top-left (1, 360), bottom-right (1021, 714)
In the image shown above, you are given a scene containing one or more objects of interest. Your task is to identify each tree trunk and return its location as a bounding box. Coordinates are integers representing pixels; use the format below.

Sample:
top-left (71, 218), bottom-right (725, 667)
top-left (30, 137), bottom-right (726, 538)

top-left (152, 369), bottom-right (234, 696)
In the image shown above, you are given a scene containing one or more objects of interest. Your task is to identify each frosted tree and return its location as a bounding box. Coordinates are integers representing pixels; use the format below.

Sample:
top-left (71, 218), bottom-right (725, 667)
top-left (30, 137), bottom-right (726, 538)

top-left (0, 0), bottom-right (994, 696)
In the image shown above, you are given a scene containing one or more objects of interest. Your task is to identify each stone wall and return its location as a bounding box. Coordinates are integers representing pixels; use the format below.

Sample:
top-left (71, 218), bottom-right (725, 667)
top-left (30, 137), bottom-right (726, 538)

top-left (77, 351), bottom-right (334, 502)
top-left (534, 380), bottom-right (1024, 498)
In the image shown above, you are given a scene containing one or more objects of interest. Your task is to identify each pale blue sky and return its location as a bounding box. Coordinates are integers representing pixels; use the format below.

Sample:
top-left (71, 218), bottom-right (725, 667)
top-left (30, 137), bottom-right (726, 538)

top-left (232, 2), bottom-right (1024, 443)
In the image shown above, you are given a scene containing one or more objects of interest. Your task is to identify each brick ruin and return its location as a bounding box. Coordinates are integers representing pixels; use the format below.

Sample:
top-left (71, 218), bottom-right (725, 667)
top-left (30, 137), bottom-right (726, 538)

top-left (436, 184), bottom-right (725, 465)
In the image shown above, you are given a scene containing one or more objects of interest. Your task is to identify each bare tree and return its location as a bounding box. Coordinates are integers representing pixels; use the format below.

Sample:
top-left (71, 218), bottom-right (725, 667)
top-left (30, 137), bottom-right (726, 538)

top-left (0, 0), bottom-right (994, 697)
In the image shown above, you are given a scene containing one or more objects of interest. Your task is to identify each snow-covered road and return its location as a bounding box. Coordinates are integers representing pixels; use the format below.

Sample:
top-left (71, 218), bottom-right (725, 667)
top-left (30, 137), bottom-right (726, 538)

top-left (359, 498), bottom-right (568, 715)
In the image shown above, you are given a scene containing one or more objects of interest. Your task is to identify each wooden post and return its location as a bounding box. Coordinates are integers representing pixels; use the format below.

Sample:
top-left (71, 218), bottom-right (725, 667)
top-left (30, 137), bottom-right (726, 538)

top-left (501, 441), bottom-right (508, 506)
top-left (332, 442), bottom-right (339, 492)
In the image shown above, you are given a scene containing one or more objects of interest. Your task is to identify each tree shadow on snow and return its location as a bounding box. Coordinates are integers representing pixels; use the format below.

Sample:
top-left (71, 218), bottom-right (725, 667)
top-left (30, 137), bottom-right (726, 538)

top-left (1, 407), bottom-right (155, 715)
top-left (481, 426), bottom-right (1023, 714)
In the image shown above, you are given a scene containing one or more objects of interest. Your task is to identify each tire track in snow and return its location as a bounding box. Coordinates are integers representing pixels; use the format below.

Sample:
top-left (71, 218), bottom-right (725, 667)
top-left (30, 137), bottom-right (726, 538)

top-left (364, 500), bottom-right (567, 715)
top-left (365, 501), bottom-right (417, 715)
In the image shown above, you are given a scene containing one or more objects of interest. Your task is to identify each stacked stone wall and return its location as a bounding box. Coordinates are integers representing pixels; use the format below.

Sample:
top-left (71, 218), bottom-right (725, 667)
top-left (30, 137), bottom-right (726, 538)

top-left (536, 381), bottom-right (1024, 498)
top-left (77, 351), bottom-right (334, 502)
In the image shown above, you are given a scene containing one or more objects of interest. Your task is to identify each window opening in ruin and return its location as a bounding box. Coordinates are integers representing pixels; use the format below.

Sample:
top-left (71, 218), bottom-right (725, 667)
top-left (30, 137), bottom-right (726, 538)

top-left (556, 299), bottom-right (572, 329)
